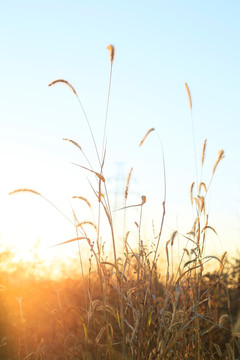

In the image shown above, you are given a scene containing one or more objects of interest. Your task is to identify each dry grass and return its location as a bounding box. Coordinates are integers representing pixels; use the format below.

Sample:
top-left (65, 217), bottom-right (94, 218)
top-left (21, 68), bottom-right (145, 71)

top-left (1, 45), bottom-right (239, 360)
top-left (185, 82), bottom-right (192, 110)
top-left (107, 44), bottom-right (115, 64)
top-left (213, 150), bottom-right (225, 175)
top-left (48, 79), bottom-right (78, 96)
top-left (201, 139), bottom-right (207, 166)
top-left (124, 167), bottom-right (133, 200)
top-left (139, 127), bottom-right (155, 147)
top-left (1, 249), bottom-right (240, 360)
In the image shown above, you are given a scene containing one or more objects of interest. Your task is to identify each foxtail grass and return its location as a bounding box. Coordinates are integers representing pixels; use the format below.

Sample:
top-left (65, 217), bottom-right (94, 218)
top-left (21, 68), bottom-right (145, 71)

top-left (8, 45), bottom-right (237, 360)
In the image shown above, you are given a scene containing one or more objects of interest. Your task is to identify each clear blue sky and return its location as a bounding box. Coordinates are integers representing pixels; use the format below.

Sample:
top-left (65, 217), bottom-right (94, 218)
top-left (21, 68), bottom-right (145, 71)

top-left (0, 1), bottom-right (239, 264)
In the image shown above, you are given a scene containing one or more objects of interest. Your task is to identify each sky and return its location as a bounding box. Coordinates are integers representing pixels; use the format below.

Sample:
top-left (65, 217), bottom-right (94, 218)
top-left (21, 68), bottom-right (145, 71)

top-left (0, 1), bottom-right (239, 267)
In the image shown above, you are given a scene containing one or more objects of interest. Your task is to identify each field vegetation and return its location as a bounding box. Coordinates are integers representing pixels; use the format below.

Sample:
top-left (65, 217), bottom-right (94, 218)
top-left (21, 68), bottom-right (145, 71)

top-left (1, 45), bottom-right (240, 360)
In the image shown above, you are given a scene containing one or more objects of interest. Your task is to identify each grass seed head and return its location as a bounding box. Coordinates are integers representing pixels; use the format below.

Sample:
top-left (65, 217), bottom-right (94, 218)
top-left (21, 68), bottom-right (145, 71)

top-left (139, 128), bottom-right (155, 147)
top-left (63, 138), bottom-right (82, 151)
top-left (72, 196), bottom-right (91, 208)
top-left (212, 149), bottom-right (225, 175)
top-left (198, 182), bottom-right (207, 194)
top-left (201, 138), bottom-right (207, 166)
top-left (190, 182), bottom-right (195, 205)
top-left (9, 188), bottom-right (41, 196)
top-left (170, 230), bottom-right (178, 246)
top-left (107, 44), bottom-right (115, 64)
top-left (141, 195), bottom-right (146, 205)
top-left (77, 221), bottom-right (97, 231)
top-left (48, 79), bottom-right (77, 96)
top-left (124, 167), bottom-right (133, 200)
top-left (199, 196), bottom-right (205, 214)
top-left (185, 82), bottom-right (192, 110)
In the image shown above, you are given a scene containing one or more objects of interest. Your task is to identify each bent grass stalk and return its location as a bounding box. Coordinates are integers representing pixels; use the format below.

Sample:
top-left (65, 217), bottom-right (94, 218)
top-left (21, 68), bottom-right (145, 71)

top-left (49, 78), bottom-right (101, 167)
top-left (9, 189), bottom-right (75, 226)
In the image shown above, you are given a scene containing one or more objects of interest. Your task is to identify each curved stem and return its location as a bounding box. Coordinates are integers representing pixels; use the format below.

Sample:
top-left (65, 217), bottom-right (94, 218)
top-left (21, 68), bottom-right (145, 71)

top-left (102, 63), bottom-right (113, 161)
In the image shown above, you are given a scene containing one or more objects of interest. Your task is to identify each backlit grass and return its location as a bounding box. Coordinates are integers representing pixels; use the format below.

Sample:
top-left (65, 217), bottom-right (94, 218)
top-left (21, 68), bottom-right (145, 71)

top-left (1, 45), bottom-right (239, 360)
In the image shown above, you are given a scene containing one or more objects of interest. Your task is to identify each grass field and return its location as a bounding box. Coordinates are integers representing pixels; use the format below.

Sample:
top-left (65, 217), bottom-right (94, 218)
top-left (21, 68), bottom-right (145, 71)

top-left (1, 45), bottom-right (240, 360)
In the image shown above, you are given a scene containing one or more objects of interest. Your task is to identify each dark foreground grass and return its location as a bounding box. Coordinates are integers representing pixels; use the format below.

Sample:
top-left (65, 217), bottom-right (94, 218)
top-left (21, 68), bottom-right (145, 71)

top-left (0, 256), bottom-right (240, 360)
